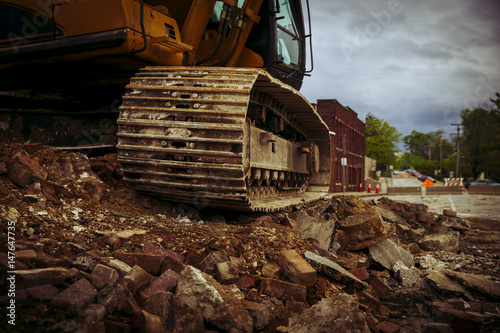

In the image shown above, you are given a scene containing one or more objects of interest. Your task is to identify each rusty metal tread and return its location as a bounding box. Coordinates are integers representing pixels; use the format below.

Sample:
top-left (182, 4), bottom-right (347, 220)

top-left (117, 157), bottom-right (243, 171)
top-left (116, 133), bottom-right (243, 144)
top-left (117, 144), bottom-right (243, 158)
top-left (119, 105), bottom-right (247, 114)
top-left (117, 118), bottom-right (243, 130)
top-left (121, 168), bottom-right (244, 182)
top-left (125, 178), bottom-right (245, 192)
top-left (118, 66), bottom-right (330, 212)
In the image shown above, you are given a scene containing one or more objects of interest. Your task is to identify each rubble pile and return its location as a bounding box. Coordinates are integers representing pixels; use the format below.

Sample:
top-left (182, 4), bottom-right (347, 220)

top-left (0, 143), bottom-right (499, 332)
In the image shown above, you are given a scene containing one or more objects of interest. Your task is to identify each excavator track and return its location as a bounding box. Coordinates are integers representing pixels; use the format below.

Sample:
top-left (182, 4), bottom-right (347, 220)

top-left (117, 67), bottom-right (330, 212)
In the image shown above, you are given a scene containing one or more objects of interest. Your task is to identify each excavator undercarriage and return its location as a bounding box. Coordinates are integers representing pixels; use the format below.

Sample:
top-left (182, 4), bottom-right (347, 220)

top-left (118, 66), bottom-right (330, 211)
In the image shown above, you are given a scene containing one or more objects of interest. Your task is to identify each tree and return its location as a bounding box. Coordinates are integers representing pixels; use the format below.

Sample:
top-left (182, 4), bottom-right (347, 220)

top-left (402, 130), bottom-right (454, 176)
top-left (461, 95), bottom-right (500, 180)
top-left (365, 113), bottom-right (402, 172)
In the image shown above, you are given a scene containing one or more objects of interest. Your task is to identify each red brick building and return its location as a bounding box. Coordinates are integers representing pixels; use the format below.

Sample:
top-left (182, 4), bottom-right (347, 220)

top-left (315, 100), bottom-right (365, 193)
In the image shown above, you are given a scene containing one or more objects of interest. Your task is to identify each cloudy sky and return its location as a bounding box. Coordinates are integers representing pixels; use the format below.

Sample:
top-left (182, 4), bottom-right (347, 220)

top-left (300, 0), bottom-right (500, 141)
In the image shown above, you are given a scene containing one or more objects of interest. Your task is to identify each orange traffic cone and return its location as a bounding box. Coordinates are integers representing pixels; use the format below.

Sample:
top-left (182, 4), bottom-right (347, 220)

top-left (376, 184), bottom-right (379, 194)
top-left (359, 183), bottom-right (363, 192)
top-left (368, 184), bottom-right (371, 193)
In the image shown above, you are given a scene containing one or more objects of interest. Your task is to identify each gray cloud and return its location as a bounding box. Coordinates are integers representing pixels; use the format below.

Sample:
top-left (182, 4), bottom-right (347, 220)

top-left (301, 0), bottom-right (500, 141)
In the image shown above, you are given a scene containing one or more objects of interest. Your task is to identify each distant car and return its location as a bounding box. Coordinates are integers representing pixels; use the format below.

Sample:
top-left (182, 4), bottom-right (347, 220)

top-left (418, 176), bottom-right (436, 183)
top-left (466, 179), bottom-right (500, 189)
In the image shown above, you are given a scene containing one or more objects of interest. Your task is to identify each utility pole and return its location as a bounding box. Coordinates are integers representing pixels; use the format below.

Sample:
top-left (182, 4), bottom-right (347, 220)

top-left (428, 137), bottom-right (431, 161)
top-left (451, 123), bottom-right (461, 176)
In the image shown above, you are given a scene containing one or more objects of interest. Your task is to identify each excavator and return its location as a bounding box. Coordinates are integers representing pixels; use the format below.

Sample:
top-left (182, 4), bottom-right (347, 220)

top-left (0, 0), bottom-right (331, 211)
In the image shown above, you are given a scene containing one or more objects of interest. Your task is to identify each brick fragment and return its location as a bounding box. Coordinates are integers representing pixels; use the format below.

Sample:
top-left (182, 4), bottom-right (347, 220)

top-left (14, 151), bottom-right (48, 180)
top-left (375, 320), bottom-right (400, 333)
top-left (7, 163), bottom-right (33, 187)
top-left (121, 265), bottom-right (153, 295)
top-left (235, 274), bottom-right (256, 289)
top-left (141, 269), bottom-right (179, 298)
top-left (0, 161), bottom-right (6, 174)
top-left (53, 278), bottom-right (97, 310)
top-left (17, 267), bottom-right (79, 289)
top-left (89, 264), bottom-right (119, 290)
top-left (259, 278), bottom-right (307, 302)
top-left (16, 284), bottom-right (59, 300)
top-left (370, 276), bottom-right (393, 298)
top-left (278, 250), bottom-right (317, 286)
top-left (421, 322), bottom-right (453, 333)
top-left (443, 209), bottom-right (457, 217)
top-left (114, 252), bottom-right (164, 275)
top-left (160, 252), bottom-right (186, 274)
top-left (407, 243), bottom-right (422, 254)
top-left (143, 291), bottom-right (174, 331)
top-left (349, 267), bottom-right (370, 281)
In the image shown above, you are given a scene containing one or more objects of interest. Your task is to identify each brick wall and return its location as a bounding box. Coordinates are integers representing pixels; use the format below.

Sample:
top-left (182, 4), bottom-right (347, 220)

top-left (315, 100), bottom-right (365, 193)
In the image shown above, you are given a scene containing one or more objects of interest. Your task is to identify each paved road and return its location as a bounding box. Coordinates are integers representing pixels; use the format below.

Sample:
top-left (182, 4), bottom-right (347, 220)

top-left (365, 194), bottom-right (500, 221)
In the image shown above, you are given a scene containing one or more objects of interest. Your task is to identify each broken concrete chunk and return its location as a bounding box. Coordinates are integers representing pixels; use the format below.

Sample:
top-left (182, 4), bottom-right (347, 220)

top-left (175, 265), bottom-right (253, 333)
top-left (287, 210), bottom-right (336, 251)
top-left (259, 278), bottom-right (307, 303)
top-left (418, 231), bottom-right (460, 252)
top-left (277, 250), bottom-right (317, 286)
top-left (369, 239), bottom-right (414, 272)
top-left (53, 278), bottom-right (97, 310)
top-left (304, 251), bottom-right (366, 290)
top-left (289, 294), bottom-right (370, 333)
top-left (438, 215), bottom-right (471, 231)
top-left (215, 261), bottom-right (239, 285)
top-left (445, 270), bottom-right (500, 299)
top-left (393, 261), bottom-right (422, 288)
top-left (425, 270), bottom-right (470, 298)
top-left (338, 210), bottom-right (396, 251)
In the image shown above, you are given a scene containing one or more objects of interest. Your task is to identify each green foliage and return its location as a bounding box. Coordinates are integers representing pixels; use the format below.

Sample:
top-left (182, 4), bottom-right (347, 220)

top-left (365, 113), bottom-right (402, 168)
top-left (460, 95), bottom-right (500, 179)
top-left (401, 130), bottom-right (454, 176)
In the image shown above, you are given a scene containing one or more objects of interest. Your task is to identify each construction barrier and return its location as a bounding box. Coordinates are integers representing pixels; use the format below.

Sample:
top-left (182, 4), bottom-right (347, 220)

top-left (468, 186), bottom-right (500, 195)
top-left (426, 186), bottom-right (463, 195)
top-left (387, 187), bottom-right (422, 195)
top-left (444, 178), bottom-right (463, 186)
